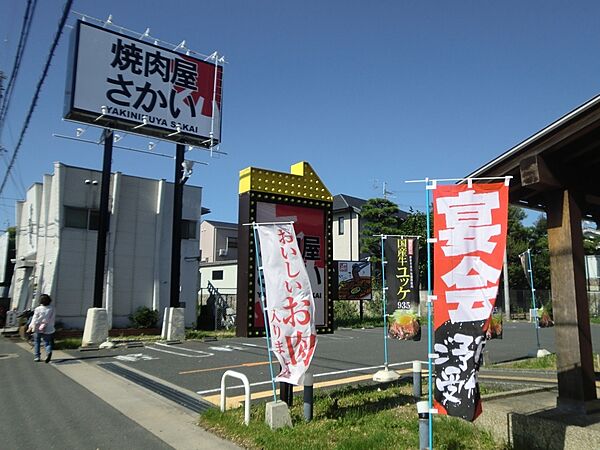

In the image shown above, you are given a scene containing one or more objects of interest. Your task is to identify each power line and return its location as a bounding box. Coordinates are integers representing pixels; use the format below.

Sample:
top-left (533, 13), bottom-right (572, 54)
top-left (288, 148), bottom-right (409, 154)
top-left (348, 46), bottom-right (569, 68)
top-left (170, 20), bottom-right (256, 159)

top-left (0, 0), bottom-right (73, 197)
top-left (0, 0), bottom-right (37, 136)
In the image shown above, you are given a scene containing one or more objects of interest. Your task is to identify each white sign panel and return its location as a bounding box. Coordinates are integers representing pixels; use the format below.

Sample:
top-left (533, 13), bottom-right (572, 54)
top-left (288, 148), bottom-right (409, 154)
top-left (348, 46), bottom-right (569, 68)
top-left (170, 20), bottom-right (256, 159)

top-left (257, 223), bottom-right (317, 386)
top-left (64, 21), bottom-right (223, 147)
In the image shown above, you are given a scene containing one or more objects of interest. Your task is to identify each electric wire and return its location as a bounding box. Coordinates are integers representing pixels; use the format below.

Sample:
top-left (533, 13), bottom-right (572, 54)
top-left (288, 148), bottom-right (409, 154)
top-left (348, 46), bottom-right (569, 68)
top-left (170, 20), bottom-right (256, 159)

top-left (0, 0), bottom-right (38, 136)
top-left (0, 0), bottom-right (74, 197)
top-left (5, 121), bottom-right (27, 197)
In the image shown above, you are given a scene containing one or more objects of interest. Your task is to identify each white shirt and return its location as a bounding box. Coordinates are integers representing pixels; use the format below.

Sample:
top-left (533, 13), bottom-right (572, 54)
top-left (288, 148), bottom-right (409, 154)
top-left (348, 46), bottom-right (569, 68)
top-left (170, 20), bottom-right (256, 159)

top-left (30, 304), bottom-right (56, 334)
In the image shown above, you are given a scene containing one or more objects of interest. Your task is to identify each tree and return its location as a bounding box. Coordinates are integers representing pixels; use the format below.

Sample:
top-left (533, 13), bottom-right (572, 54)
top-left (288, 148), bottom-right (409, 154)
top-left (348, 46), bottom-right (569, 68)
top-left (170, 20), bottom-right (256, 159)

top-left (359, 198), bottom-right (404, 282)
top-left (398, 208), bottom-right (429, 289)
top-left (506, 205), bottom-right (530, 290)
top-left (505, 206), bottom-right (551, 291)
top-left (529, 215), bottom-right (551, 290)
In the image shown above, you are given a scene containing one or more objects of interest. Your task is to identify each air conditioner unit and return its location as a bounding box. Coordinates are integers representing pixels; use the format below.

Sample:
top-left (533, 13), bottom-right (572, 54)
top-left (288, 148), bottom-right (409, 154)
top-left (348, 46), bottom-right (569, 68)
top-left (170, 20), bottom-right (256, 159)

top-left (218, 249), bottom-right (228, 257)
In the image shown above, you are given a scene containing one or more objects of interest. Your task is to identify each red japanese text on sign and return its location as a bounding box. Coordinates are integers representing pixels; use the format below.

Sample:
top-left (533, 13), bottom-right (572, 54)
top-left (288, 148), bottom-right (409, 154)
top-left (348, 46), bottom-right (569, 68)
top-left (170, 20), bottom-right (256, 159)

top-left (256, 224), bottom-right (318, 385)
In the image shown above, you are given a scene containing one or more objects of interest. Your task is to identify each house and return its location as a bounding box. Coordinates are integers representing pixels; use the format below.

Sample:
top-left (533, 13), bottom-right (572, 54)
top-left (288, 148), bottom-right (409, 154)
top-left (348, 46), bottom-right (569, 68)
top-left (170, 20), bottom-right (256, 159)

top-left (333, 194), bottom-right (408, 260)
top-left (199, 220), bottom-right (238, 262)
top-left (9, 162), bottom-right (203, 329)
top-left (332, 194), bottom-right (368, 260)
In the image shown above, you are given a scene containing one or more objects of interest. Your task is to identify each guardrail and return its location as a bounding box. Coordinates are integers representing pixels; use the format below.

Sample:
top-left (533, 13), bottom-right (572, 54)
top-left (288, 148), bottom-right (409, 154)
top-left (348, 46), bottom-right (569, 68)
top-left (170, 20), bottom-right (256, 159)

top-left (220, 370), bottom-right (250, 425)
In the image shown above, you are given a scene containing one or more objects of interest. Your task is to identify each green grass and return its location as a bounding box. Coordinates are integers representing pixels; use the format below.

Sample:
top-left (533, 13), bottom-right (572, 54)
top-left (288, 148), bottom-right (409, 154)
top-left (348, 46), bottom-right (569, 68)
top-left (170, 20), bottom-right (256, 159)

top-left (496, 353), bottom-right (600, 371)
top-left (591, 316), bottom-right (600, 325)
top-left (199, 383), bottom-right (507, 450)
top-left (185, 329), bottom-right (235, 340)
top-left (53, 337), bottom-right (82, 350)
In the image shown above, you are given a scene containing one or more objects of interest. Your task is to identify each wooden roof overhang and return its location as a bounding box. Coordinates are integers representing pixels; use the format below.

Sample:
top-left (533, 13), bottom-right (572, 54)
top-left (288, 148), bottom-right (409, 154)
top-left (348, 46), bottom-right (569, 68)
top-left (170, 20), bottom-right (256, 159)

top-left (465, 94), bottom-right (600, 223)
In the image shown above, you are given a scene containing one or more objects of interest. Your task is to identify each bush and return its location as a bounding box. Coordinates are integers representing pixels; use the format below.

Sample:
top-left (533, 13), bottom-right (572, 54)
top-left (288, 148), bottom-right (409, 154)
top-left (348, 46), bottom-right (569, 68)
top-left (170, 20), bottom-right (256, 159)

top-left (333, 301), bottom-right (359, 327)
top-left (129, 306), bottom-right (159, 328)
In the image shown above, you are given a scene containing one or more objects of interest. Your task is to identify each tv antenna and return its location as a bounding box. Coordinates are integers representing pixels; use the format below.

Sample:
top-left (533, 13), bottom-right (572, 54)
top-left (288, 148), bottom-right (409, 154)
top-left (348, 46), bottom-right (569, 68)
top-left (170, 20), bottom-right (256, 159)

top-left (372, 179), bottom-right (395, 200)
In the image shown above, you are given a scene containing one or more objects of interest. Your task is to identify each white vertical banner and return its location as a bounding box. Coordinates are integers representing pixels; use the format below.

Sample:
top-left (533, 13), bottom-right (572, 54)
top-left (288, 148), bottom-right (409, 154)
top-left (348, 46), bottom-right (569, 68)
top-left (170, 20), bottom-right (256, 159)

top-left (256, 223), bottom-right (318, 385)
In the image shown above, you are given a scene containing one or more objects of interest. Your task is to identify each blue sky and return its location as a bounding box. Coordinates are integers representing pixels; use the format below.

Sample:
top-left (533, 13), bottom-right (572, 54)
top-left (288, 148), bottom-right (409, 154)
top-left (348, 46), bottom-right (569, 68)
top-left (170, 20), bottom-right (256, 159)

top-left (1, 1), bottom-right (599, 227)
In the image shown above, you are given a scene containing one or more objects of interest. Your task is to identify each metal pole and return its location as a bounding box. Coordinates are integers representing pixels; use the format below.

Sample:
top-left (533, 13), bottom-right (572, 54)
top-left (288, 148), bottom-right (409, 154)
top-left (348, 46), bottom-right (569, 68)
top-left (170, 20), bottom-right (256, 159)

top-left (280, 380), bottom-right (293, 407)
top-left (413, 360), bottom-right (422, 399)
top-left (417, 401), bottom-right (430, 450)
top-left (381, 235), bottom-right (389, 369)
top-left (170, 143), bottom-right (185, 308)
top-left (425, 179), bottom-right (433, 449)
top-left (503, 251), bottom-right (511, 321)
top-left (527, 249), bottom-right (541, 349)
top-left (303, 372), bottom-right (314, 421)
top-left (93, 129), bottom-right (113, 309)
top-left (252, 224), bottom-right (278, 403)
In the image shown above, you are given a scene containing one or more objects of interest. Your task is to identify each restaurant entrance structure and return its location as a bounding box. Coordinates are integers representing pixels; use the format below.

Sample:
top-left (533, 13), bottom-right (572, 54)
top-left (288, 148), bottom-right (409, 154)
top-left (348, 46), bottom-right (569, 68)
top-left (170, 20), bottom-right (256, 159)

top-left (466, 94), bottom-right (600, 414)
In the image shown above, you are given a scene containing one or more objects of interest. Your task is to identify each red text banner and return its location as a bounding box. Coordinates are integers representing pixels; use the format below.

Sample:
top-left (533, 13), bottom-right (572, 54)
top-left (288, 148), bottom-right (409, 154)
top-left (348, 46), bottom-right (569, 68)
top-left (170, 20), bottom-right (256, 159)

top-left (432, 182), bottom-right (508, 421)
top-left (257, 224), bottom-right (317, 386)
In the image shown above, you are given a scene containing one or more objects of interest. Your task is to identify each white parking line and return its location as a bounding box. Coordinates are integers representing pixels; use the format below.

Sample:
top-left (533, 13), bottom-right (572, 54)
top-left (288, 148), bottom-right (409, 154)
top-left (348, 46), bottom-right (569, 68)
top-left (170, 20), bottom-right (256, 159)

top-left (146, 345), bottom-right (214, 358)
top-left (115, 353), bottom-right (158, 362)
top-left (195, 360), bottom-right (420, 395)
top-left (154, 342), bottom-right (215, 356)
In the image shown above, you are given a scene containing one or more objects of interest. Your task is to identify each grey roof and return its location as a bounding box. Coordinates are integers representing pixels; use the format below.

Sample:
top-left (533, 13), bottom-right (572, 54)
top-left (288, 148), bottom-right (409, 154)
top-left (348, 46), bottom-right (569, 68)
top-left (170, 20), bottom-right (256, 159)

top-left (333, 194), bottom-right (367, 212)
top-left (334, 193), bottom-right (409, 219)
top-left (203, 219), bottom-right (238, 229)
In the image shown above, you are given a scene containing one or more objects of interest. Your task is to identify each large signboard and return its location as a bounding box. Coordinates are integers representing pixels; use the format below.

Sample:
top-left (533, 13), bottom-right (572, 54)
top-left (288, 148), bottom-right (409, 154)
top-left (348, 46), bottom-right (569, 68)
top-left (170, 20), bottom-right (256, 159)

top-left (432, 182), bottom-right (508, 422)
top-left (385, 237), bottom-right (420, 341)
top-left (237, 162), bottom-right (334, 337)
top-left (64, 21), bottom-right (223, 148)
top-left (334, 260), bottom-right (372, 300)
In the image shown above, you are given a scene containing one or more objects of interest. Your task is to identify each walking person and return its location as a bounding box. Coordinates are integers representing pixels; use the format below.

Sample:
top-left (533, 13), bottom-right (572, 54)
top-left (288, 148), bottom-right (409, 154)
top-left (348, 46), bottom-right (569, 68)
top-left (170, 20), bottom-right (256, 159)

top-left (27, 294), bottom-right (56, 363)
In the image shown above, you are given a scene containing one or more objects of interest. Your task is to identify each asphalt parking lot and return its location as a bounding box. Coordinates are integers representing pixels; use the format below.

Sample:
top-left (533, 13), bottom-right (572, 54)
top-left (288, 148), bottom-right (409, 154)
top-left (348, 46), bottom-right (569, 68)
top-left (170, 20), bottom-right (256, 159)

top-left (61, 321), bottom-right (594, 405)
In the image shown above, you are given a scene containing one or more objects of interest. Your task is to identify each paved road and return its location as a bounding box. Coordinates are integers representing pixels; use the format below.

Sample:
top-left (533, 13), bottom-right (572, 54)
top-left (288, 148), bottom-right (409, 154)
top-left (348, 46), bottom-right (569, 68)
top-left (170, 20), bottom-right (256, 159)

top-left (0, 336), bottom-right (172, 450)
top-left (65, 322), bottom-right (600, 403)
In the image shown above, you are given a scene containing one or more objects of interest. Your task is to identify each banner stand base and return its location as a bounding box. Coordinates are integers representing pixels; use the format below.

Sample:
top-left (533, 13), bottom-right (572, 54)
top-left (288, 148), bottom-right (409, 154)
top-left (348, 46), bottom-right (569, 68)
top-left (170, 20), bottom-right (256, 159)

top-left (535, 348), bottom-right (551, 358)
top-left (265, 400), bottom-right (292, 429)
top-left (373, 368), bottom-right (400, 382)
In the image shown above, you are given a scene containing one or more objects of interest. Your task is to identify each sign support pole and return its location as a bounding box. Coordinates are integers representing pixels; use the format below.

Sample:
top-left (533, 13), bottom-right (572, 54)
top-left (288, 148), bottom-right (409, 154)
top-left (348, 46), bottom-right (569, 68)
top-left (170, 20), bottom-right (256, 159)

top-left (251, 223), bottom-right (278, 402)
top-left (170, 143), bottom-right (185, 308)
top-left (92, 128), bottom-right (113, 309)
top-left (527, 249), bottom-right (541, 349)
top-left (425, 179), bottom-right (434, 450)
top-left (381, 235), bottom-right (390, 368)
top-left (373, 234), bottom-right (400, 382)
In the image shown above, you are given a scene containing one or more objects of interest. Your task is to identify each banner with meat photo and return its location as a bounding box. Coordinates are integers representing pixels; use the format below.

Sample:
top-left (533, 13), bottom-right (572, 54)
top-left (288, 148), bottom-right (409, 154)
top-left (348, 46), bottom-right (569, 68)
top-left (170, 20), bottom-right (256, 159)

top-left (432, 182), bottom-right (508, 421)
top-left (256, 223), bottom-right (317, 386)
top-left (385, 237), bottom-right (421, 341)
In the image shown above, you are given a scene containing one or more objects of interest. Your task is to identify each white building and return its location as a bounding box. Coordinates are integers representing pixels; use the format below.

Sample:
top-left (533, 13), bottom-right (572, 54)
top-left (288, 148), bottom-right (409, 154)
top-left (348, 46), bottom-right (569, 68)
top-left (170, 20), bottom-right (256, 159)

top-left (200, 220), bottom-right (238, 263)
top-left (332, 194), bottom-right (367, 261)
top-left (10, 162), bottom-right (203, 329)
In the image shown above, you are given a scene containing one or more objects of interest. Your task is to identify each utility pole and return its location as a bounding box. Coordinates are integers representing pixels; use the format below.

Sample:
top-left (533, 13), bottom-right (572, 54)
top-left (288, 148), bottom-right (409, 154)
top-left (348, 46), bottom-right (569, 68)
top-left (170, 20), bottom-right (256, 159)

top-left (170, 143), bottom-right (185, 307)
top-left (92, 129), bottom-right (113, 308)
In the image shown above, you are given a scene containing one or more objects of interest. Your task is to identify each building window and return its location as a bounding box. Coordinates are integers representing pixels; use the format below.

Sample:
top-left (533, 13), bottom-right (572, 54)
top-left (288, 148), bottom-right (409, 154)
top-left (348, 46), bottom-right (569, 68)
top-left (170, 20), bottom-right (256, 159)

top-left (212, 270), bottom-right (224, 280)
top-left (64, 207), bottom-right (100, 230)
top-left (181, 220), bottom-right (197, 239)
top-left (227, 236), bottom-right (238, 249)
top-left (338, 216), bottom-right (345, 235)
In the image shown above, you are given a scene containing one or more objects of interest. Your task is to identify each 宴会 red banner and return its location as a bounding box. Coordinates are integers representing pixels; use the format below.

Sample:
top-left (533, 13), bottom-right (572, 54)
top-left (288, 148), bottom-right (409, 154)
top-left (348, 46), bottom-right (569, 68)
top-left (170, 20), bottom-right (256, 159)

top-left (432, 182), bottom-right (508, 421)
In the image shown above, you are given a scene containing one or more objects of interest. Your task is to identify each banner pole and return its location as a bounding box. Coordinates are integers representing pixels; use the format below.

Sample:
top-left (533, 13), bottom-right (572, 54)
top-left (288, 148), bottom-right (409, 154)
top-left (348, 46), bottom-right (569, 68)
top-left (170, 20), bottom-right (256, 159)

top-left (527, 249), bottom-right (541, 349)
top-left (251, 224), bottom-right (278, 403)
top-left (381, 235), bottom-right (389, 369)
top-left (425, 179), bottom-right (434, 449)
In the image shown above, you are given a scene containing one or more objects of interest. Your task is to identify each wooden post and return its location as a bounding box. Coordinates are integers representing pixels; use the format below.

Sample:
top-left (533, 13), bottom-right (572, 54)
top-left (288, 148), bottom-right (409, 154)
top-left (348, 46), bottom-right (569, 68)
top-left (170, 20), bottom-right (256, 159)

top-left (546, 189), bottom-right (599, 413)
